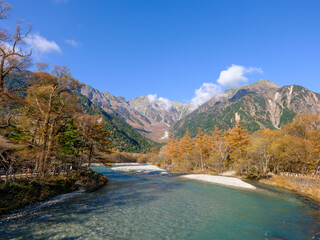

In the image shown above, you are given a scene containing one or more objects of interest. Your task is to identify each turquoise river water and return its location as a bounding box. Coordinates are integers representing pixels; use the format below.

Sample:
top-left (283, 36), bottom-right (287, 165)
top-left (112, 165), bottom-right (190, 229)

top-left (1, 165), bottom-right (320, 239)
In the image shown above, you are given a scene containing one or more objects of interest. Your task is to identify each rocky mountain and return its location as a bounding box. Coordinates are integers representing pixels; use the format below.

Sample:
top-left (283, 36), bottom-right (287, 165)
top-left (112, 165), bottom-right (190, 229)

top-left (81, 86), bottom-right (191, 142)
top-left (172, 79), bottom-right (320, 138)
top-left (12, 71), bottom-right (319, 150)
top-left (3, 72), bottom-right (159, 153)
top-left (79, 95), bottom-right (159, 152)
top-left (82, 79), bottom-right (320, 141)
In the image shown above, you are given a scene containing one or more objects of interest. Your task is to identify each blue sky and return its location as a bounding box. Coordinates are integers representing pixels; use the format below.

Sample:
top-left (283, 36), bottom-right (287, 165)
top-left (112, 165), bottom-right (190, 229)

top-left (4, 0), bottom-right (320, 103)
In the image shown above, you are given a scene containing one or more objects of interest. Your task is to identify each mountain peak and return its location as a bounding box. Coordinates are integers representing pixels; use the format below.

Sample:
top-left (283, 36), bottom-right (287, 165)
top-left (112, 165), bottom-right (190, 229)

top-left (252, 79), bottom-right (280, 88)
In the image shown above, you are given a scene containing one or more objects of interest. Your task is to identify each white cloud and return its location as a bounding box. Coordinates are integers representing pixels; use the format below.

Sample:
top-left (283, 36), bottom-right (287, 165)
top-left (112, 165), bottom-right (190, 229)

top-left (147, 64), bottom-right (263, 112)
top-left (217, 64), bottom-right (263, 88)
top-left (116, 103), bottom-right (132, 109)
top-left (191, 83), bottom-right (222, 108)
top-left (0, 42), bottom-right (14, 54)
top-left (158, 97), bottom-right (173, 111)
top-left (25, 33), bottom-right (61, 57)
top-left (190, 64), bottom-right (263, 109)
top-left (65, 39), bottom-right (82, 48)
top-left (147, 94), bottom-right (157, 107)
top-left (147, 94), bottom-right (173, 111)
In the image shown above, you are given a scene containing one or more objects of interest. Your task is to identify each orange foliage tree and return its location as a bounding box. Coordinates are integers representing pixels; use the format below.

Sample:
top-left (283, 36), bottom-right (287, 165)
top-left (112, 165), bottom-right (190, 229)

top-left (161, 113), bottom-right (320, 177)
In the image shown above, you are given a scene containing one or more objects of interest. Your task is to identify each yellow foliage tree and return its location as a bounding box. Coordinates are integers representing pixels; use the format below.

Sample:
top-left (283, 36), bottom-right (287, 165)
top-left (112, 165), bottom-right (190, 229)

top-left (195, 128), bottom-right (210, 171)
top-left (225, 120), bottom-right (250, 168)
top-left (177, 130), bottom-right (194, 171)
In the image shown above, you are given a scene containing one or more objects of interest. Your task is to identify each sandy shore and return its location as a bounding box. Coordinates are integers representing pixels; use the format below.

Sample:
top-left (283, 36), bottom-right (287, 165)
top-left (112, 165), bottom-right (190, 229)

top-left (82, 163), bottom-right (102, 167)
top-left (110, 164), bottom-right (256, 189)
top-left (181, 174), bottom-right (256, 190)
top-left (111, 164), bottom-right (168, 175)
top-left (113, 163), bottom-right (142, 166)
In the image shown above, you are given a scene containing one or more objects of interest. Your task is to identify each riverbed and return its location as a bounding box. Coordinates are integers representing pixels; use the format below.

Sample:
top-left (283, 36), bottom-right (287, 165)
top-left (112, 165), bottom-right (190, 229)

top-left (1, 164), bottom-right (320, 239)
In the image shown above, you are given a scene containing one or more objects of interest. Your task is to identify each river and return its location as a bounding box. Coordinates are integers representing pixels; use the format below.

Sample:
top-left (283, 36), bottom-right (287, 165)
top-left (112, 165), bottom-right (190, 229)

top-left (1, 164), bottom-right (320, 239)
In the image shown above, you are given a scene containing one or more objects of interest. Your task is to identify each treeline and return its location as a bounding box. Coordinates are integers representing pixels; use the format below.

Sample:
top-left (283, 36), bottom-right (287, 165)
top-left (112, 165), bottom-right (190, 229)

top-left (150, 113), bottom-right (320, 177)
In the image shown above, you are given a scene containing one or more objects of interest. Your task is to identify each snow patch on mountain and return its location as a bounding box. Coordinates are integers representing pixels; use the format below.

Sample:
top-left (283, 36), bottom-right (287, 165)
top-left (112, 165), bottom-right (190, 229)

top-left (160, 131), bottom-right (169, 140)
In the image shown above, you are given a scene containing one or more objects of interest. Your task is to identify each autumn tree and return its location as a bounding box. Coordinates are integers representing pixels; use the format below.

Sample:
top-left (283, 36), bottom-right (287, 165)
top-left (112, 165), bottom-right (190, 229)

top-left (242, 129), bottom-right (277, 176)
top-left (260, 114), bottom-right (320, 174)
top-left (36, 62), bottom-right (49, 73)
top-left (158, 114), bottom-right (320, 177)
top-left (164, 136), bottom-right (180, 167)
top-left (177, 130), bottom-right (194, 171)
top-left (271, 134), bottom-right (309, 173)
top-left (284, 113), bottom-right (320, 167)
top-left (0, 1), bottom-right (31, 133)
top-left (225, 120), bottom-right (250, 169)
top-left (79, 115), bottom-right (112, 169)
top-left (194, 128), bottom-right (209, 171)
top-left (208, 126), bottom-right (229, 172)
top-left (22, 66), bottom-right (83, 175)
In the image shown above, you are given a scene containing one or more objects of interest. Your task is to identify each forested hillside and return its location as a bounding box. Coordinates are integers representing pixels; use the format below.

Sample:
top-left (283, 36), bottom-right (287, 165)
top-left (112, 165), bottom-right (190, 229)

top-left (79, 95), bottom-right (159, 152)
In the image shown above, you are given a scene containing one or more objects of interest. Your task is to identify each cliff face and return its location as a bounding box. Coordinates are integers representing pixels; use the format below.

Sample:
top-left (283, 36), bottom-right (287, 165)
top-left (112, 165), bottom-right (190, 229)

top-left (81, 86), bottom-right (191, 142)
top-left (128, 96), bottom-right (190, 125)
top-left (172, 80), bottom-right (320, 138)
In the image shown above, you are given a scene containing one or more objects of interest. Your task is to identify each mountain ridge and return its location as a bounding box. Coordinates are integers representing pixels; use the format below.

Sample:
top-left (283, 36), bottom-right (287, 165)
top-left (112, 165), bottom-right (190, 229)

top-left (81, 86), bottom-right (191, 142)
top-left (82, 79), bottom-right (320, 141)
top-left (171, 79), bottom-right (320, 138)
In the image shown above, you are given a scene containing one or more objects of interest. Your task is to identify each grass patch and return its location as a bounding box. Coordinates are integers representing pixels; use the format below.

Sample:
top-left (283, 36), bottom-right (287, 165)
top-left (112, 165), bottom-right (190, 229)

top-left (260, 175), bottom-right (320, 202)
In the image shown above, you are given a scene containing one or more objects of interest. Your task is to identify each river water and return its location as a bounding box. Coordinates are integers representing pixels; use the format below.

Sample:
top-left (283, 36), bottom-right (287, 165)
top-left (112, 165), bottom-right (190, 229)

top-left (1, 165), bottom-right (320, 240)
